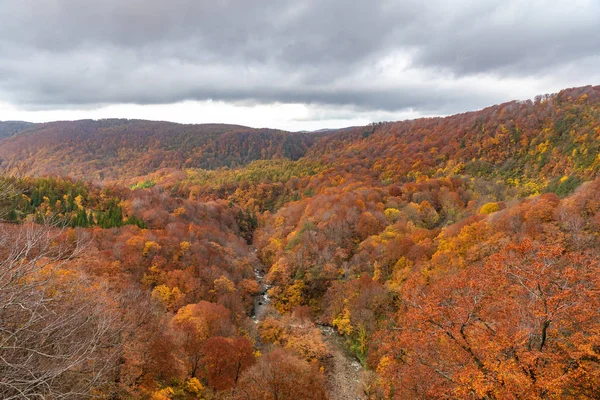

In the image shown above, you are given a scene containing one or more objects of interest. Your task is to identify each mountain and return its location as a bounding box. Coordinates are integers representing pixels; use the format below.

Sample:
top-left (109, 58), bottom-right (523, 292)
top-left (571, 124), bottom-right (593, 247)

top-left (4, 85), bottom-right (599, 192)
top-left (0, 121), bottom-right (35, 139)
top-left (0, 119), bottom-right (320, 180)
top-left (307, 85), bottom-right (600, 192)
top-left (135, 85), bottom-right (599, 218)
top-left (1, 85), bottom-right (600, 399)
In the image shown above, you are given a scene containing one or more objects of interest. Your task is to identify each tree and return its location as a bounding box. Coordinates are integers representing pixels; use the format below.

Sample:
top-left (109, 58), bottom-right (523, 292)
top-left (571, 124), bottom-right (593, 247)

top-left (171, 301), bottom-right (235, 377)
top-left (234, 349), bottom-right (328, 400)
top-left (377, 239), bottom-right (600, 399)
top-left (201, 336), bottom-right (254, 391)
top-left (0, 223), bottom-right (121, 399)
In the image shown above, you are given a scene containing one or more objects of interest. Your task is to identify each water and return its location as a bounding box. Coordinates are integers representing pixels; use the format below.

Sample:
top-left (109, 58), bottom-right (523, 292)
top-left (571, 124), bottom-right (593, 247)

top-left (252, 267), bottom-right (270, 322)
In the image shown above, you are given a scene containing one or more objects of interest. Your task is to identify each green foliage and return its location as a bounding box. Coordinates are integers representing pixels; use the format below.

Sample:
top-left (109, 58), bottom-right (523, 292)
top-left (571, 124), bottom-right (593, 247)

top-left (237, 208), bottom-right (258, 243)
top-left (130, 180), bottom-right (155, 190)
top-left (285, 221), bottom-right (315, 251)
top-left (544, 175), bottom-right (583, 197)
top-left (0, 176), bottom-right (143, 228)
top-left (464, 160), bottom-right (493, 178)
top-left (183, 159), bottom-right (323, 188)
top-left (95, 199), bottom-right (124, 228)
top-left (2, 86), bottom-right (600, 399)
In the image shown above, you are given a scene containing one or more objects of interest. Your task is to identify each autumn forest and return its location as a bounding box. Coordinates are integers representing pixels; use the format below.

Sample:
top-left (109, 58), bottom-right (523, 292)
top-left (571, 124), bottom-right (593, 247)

top-left (1, 85), bottom-right (600, 399)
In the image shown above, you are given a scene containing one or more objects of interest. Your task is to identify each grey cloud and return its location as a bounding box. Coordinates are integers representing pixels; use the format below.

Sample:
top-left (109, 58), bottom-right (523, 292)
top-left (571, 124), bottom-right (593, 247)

top-left (408, 1), bottom-right (600, 75)
top-left (0, 0), bottom-right (598, 114)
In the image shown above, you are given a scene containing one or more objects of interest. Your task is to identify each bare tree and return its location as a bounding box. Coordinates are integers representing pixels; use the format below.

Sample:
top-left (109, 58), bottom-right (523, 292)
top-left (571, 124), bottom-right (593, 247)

top-left (0, 214), bottom-right (120, 398)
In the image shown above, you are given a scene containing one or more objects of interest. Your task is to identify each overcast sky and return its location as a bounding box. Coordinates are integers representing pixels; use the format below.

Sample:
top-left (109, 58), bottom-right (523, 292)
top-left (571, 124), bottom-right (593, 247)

top-left (1, 0), bottom-right (599, 131)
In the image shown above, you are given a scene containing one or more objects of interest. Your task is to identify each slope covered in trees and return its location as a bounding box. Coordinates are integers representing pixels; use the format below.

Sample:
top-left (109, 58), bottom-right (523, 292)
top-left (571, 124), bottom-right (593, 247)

top-left (112, 86), bottom-right (600, 219)
top-left (0, 121), bottom-right (34, 139)
top-left (0, 119), bottom-right (319, 180)
top-left (1, 85), bottom-right (600, 399)
top-left (307, 85), bottom-right (600, 194)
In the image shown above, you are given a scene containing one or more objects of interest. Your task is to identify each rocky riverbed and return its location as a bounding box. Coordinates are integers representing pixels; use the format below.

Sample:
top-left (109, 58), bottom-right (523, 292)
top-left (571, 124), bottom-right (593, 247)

top-left (251, 265), bottom-right (366, 399)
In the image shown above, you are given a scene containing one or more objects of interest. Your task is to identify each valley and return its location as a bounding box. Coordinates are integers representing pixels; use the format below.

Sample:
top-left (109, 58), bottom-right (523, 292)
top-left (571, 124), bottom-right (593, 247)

top-left (252, 250), bottom-right (365, 400)
top-left (1, 85), bottom-right (600, 399)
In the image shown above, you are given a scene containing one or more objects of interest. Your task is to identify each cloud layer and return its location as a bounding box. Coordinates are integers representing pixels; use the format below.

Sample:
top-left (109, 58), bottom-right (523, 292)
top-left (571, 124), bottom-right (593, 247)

top-left (1, 0), bottom-right (599, 120)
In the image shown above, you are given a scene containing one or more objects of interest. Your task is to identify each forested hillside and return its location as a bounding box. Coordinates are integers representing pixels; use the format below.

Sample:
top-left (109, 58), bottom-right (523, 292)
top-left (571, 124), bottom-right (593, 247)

top-left (1, 85), bottom-right (600, 399)
top-left (0, 121), bottom-right (34, 139)
top-left (310, 85), bottom-right (599, 192)
top-left (0, 119), bottom-right (319, 180)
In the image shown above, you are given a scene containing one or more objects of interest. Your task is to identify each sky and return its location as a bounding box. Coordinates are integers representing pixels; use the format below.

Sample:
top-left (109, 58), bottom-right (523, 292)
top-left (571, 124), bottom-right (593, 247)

top-left (0, 0), bottom-right (599, 131)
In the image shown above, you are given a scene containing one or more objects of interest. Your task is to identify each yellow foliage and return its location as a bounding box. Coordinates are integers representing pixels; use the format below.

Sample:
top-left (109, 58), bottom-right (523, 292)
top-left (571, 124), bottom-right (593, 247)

top-left (74, 195), bottom-right (85, 210)
top-left (479, 202), bottom-right (500, 215)
top-left (522, 180), bottom-right (543, 195)
top-left (126, 235), bottom-right (145, 249)
top-left (142, 265), bottom-right (163, 286)
top-left (332, 302), bottom-right (353, 336)
top-left (151, 285), bottom-right (183, 310)
top-left (272, 280), bottom-right (305, 313)
top-left (384, 207), bottom-right (402, 222)
top-left (173, 207), bottom-right (186, 217)
top-left (537, 140), bottom-right (550, 153)
top-left (143, 241), bottom-right (161, 257)
top-left (259, 317), bottom-right (286, 345)
top-left (357, 324), bottom-right (368, 356)
top-left (179, 241), bottom-right (191, 252)
top-left (171, 304), bottom-right (210, 340)
top-left (376, 355), bottom-right (397, 398)
top-left (284, 329), bottom-right (328, 362)
top-left (373, 261), bottom-right (382, 283)
top-left (356, 199), bottom-right (366, 211)
top-left (418, 200), bottom-right (439, 228)
top-left (184, 378), bottom-right (204, 396)
top-left (213, 276), bottom-right (236, 294)
top-left (275, 215), bottom-right (286, 228)
top-left (387, 257), bottom-right (413, 291)
top-left (285, 280), bottom-right (305, 310)
top-left (150, 387), bottom-right (174, 400)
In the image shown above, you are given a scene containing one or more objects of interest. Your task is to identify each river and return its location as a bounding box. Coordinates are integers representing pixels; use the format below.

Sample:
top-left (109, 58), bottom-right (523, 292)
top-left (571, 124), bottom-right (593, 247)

top-left (251, 265), bottom-right (367, 399)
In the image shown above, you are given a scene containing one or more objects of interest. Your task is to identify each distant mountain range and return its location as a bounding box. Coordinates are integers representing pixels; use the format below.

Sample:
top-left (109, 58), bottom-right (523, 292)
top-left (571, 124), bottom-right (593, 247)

top-left (1, 85), bottom-right (599, 190)
top-left (2, 86), bottom-right (600, 399)
top-left (0, 119), bottom-right (322, 180)
top-left (0, 121), bottom-right (34, 139)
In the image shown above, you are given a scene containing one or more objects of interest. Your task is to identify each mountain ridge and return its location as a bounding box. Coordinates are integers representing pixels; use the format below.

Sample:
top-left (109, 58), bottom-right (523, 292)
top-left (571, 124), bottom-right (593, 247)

top-left (2, 85), bottom-right (600, 399)
top-left (0, 121), bottom-right (35, 139)
top-left (1, 85), bottom-right (599, 192)
top-left (0, 119), bottom-right (322, 180)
